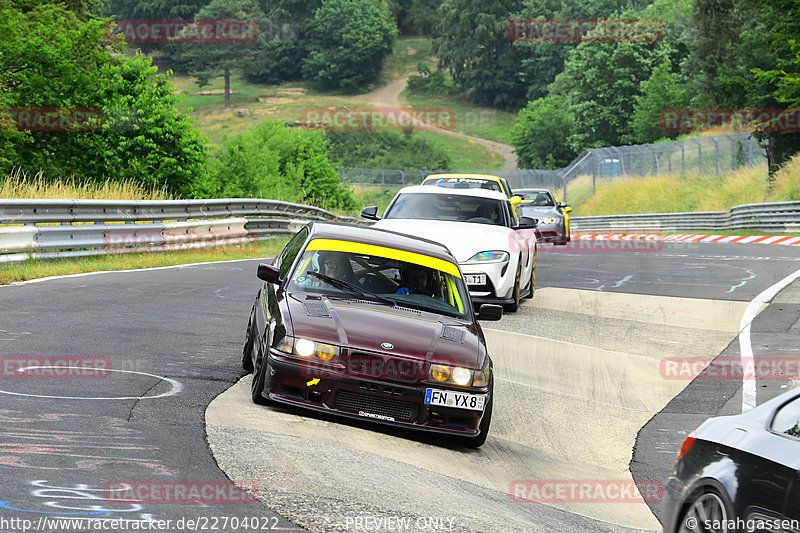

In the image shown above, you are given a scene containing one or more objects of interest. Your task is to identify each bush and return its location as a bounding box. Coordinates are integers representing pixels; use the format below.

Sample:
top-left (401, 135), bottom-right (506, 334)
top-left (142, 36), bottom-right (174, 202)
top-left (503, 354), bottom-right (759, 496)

top-left (407, 62), bottom-right (455, 96)
top-left (511, 95), bottom-right (577, 169)
top-left (205, 121), bottom-right (357, 210)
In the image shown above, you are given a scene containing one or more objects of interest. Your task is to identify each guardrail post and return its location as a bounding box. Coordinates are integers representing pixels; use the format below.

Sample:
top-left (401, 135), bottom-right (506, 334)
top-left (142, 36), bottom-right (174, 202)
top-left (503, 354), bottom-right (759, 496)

top-left (709, 136), bottom-right (719, 175)
top-left (691, 138), bottom-right (702, 175)
top-left (680, 144), bottom-right (685, 174)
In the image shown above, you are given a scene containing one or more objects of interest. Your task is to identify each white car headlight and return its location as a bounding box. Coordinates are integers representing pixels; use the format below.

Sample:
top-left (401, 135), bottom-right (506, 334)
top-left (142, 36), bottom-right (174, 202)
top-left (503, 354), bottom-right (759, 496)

top-left (465, 251), bottom-right (510, 263)
top-left (541, 217), bottom-right (560, 225)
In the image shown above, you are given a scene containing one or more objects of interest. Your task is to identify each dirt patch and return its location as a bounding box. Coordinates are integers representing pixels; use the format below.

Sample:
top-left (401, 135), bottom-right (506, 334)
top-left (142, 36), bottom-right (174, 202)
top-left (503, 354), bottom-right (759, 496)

top-left (197, 89), bottom-right (236, 95)
top-left (258, 96), bottom-right (293, 104)
top-left (278, 87), bottom-right (306, 96)
top-left (407, 48), bottom-right (417, 55)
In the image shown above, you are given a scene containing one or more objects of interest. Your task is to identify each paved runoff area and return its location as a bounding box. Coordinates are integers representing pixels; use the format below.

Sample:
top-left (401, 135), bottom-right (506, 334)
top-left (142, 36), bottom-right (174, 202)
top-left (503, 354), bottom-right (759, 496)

top-left (206, 288), bottom-right (750, 532)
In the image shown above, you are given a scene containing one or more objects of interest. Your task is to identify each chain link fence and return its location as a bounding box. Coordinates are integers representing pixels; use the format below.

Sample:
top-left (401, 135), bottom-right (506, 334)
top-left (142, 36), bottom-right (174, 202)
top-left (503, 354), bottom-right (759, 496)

top-left (339, 132), bottom-right (767, 203)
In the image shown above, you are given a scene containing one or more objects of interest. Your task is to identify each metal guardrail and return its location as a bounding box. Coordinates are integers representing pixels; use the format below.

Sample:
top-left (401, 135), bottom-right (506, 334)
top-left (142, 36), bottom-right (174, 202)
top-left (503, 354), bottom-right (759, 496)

top-left (3, 197), bottom-right (798, 264)
top-left (0, 199), bottom-right (361, 263)
top-left (571, 201), bottom-right (800, 234)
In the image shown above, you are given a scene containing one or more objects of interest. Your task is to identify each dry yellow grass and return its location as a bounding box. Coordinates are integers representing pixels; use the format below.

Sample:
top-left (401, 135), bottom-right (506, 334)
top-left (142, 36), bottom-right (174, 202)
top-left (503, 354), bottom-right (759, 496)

top-left (572, 155), bottom-right (800, 216)
top-left (771, 153), bottom-right (800, 201)
top-left (1, 169), bottom-right (173, 200)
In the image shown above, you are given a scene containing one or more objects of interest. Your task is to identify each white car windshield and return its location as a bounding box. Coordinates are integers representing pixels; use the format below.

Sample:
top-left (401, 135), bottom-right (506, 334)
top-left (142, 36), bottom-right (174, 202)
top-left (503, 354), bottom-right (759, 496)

top-left (423, 177), bottom-right (503, 193)
top-left (385, 193), bottom-right (507, 226)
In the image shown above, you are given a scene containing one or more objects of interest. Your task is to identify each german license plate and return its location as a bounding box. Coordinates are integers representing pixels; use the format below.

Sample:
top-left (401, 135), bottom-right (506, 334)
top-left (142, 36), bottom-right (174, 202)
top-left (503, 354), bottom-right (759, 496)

top-left (464, 274), bottom-right (486, 286)
top-left (425, 388), bottom-right (486, 411)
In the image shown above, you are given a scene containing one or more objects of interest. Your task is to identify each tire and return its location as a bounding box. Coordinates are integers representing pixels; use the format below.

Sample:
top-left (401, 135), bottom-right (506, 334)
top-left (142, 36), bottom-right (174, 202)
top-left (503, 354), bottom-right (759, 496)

top-left (524, 250), bottom-right (536, 299)
top-left (504, 263), bottom-right (521, 312)
top-left (678, 489), bottom-right (735, 533)
top-left (242, 310), bottom-right (255, 372)
top-left (460, 387), bottom-right (493, 448)
top-left (250, 343), bottom-right (272, 406)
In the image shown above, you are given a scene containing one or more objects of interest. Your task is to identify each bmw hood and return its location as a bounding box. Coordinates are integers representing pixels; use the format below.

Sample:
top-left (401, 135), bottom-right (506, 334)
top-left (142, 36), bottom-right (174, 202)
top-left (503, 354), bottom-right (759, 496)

top-left (373, 219), bottom-right (517, 262)
top-left (285, 292), bottom-right (484, 369)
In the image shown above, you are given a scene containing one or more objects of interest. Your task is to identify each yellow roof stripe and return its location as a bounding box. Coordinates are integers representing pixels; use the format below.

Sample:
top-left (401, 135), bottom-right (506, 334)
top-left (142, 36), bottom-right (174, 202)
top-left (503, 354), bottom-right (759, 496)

top-left (307, 238), bottom-right (461, 278)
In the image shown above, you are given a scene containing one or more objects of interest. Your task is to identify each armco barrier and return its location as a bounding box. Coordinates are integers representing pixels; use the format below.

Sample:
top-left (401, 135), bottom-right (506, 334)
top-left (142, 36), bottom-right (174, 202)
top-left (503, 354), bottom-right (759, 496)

top-left (571, 200), bottom-right (800, 234)
top-left (0, 199), bottom-right (361, 264)
top-left (3, 198), bottom-right (799, 263)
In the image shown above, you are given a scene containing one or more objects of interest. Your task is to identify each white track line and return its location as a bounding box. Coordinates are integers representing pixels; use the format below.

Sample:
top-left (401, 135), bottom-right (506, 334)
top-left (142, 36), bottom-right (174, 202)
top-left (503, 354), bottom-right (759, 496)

top-left (740, 268), bottom-right (800, 412)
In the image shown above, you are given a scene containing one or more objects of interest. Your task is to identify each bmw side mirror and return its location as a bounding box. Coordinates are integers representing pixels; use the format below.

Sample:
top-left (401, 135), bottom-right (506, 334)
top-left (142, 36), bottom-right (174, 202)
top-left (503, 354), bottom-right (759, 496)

top-left (477, 304), bottom-right (503, 321)
top-left (515, 216), bottom-right (538, 229)
top-left (361, 206), bottom-right (379, 220)
top-left (257, 263), bottom-right (281, 284)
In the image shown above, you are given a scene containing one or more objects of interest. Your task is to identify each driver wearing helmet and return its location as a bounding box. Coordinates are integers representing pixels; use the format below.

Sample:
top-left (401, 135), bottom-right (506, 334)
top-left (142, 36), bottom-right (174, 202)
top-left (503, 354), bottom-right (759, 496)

top-left (396, 265), bottom-right (434, 296)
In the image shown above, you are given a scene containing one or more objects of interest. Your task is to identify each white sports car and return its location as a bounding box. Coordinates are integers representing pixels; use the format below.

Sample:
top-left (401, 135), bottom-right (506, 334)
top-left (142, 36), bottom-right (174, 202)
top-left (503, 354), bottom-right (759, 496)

top-left (361, 185), bottom-right (537, 312)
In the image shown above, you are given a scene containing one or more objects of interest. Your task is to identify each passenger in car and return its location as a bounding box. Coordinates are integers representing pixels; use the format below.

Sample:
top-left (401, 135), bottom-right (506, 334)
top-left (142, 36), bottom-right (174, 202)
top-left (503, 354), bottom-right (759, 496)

top-left (396, 265), bottom-right (435, 296)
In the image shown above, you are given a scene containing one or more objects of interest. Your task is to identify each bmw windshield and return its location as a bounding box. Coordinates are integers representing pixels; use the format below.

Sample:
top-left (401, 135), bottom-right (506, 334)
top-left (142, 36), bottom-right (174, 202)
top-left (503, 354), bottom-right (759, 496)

top-left (288, 248), bottom-right (471, 319)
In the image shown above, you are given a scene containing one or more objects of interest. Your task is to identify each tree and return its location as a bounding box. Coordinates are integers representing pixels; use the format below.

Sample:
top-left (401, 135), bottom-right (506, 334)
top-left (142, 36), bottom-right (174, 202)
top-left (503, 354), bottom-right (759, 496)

top-left (555, 38), bottom-right (669, 151)
top-left (242, 0), bottom-right (321, 84)
top-left (513, 0), bottom-right (653, 103)
top-left (435, 0), bottom-right (527, 110)
top-left (301, 0), bottom-right (397, 90)
top-left (511, 95), bottom-right (576, 168)
top-left (0, 2), bottom-right (209, 195)
top-left (629, 61), bottom-right (688, 143)
top-left (173, 0), bottom-right (267, 108)
top-left (97, 53), bottom-right (210, 197)
top-left (387, 0), bottom-right (442, 35)
top-left (749, 0), bottom-right (800, 175)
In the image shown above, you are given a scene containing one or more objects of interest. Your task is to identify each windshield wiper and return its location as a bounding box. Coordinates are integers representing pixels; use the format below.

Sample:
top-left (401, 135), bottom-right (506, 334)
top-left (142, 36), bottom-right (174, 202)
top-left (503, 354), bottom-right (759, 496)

top-left (306, 271), bottom-right (395, 306)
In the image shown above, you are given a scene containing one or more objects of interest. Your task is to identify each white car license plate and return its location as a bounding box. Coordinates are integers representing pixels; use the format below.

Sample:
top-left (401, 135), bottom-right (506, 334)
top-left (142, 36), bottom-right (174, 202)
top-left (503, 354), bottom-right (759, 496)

top-left (464, 273), bottom-right (486, 286)
top-left (425, 388), bottom-right (486, 411)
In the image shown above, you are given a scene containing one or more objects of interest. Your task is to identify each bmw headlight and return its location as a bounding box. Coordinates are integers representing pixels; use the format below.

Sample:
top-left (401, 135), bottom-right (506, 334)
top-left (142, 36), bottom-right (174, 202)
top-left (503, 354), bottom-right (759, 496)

top-left (465, 251), bottom-right (510, 264)
top-left (275, 335), bottom-right (340, 362)
top-left (426, 363), bottom-right (488, 388)
top-left (541, 217), bottom-right (560, 225)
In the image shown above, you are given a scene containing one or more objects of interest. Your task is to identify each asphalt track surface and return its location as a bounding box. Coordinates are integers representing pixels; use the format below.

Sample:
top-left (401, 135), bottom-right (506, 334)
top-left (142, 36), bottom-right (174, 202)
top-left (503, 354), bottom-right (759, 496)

top-left (1, 241), bottom-right (799, 533)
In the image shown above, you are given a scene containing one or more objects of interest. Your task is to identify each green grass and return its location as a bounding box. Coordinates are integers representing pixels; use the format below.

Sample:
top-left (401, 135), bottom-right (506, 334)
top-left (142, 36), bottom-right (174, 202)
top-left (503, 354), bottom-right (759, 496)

top-left (401, 91), bottom-right (517, 146)
top-left (378, 37), bottom-right (434, 85)
top-left (349, 184), bottom-right (403, 215)
top-left (412, 130), bottom-right (502, 170)
top-left (0, 239), bottom-right (289, 286)
top-left (167, 37), bottom-right (507, 169)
